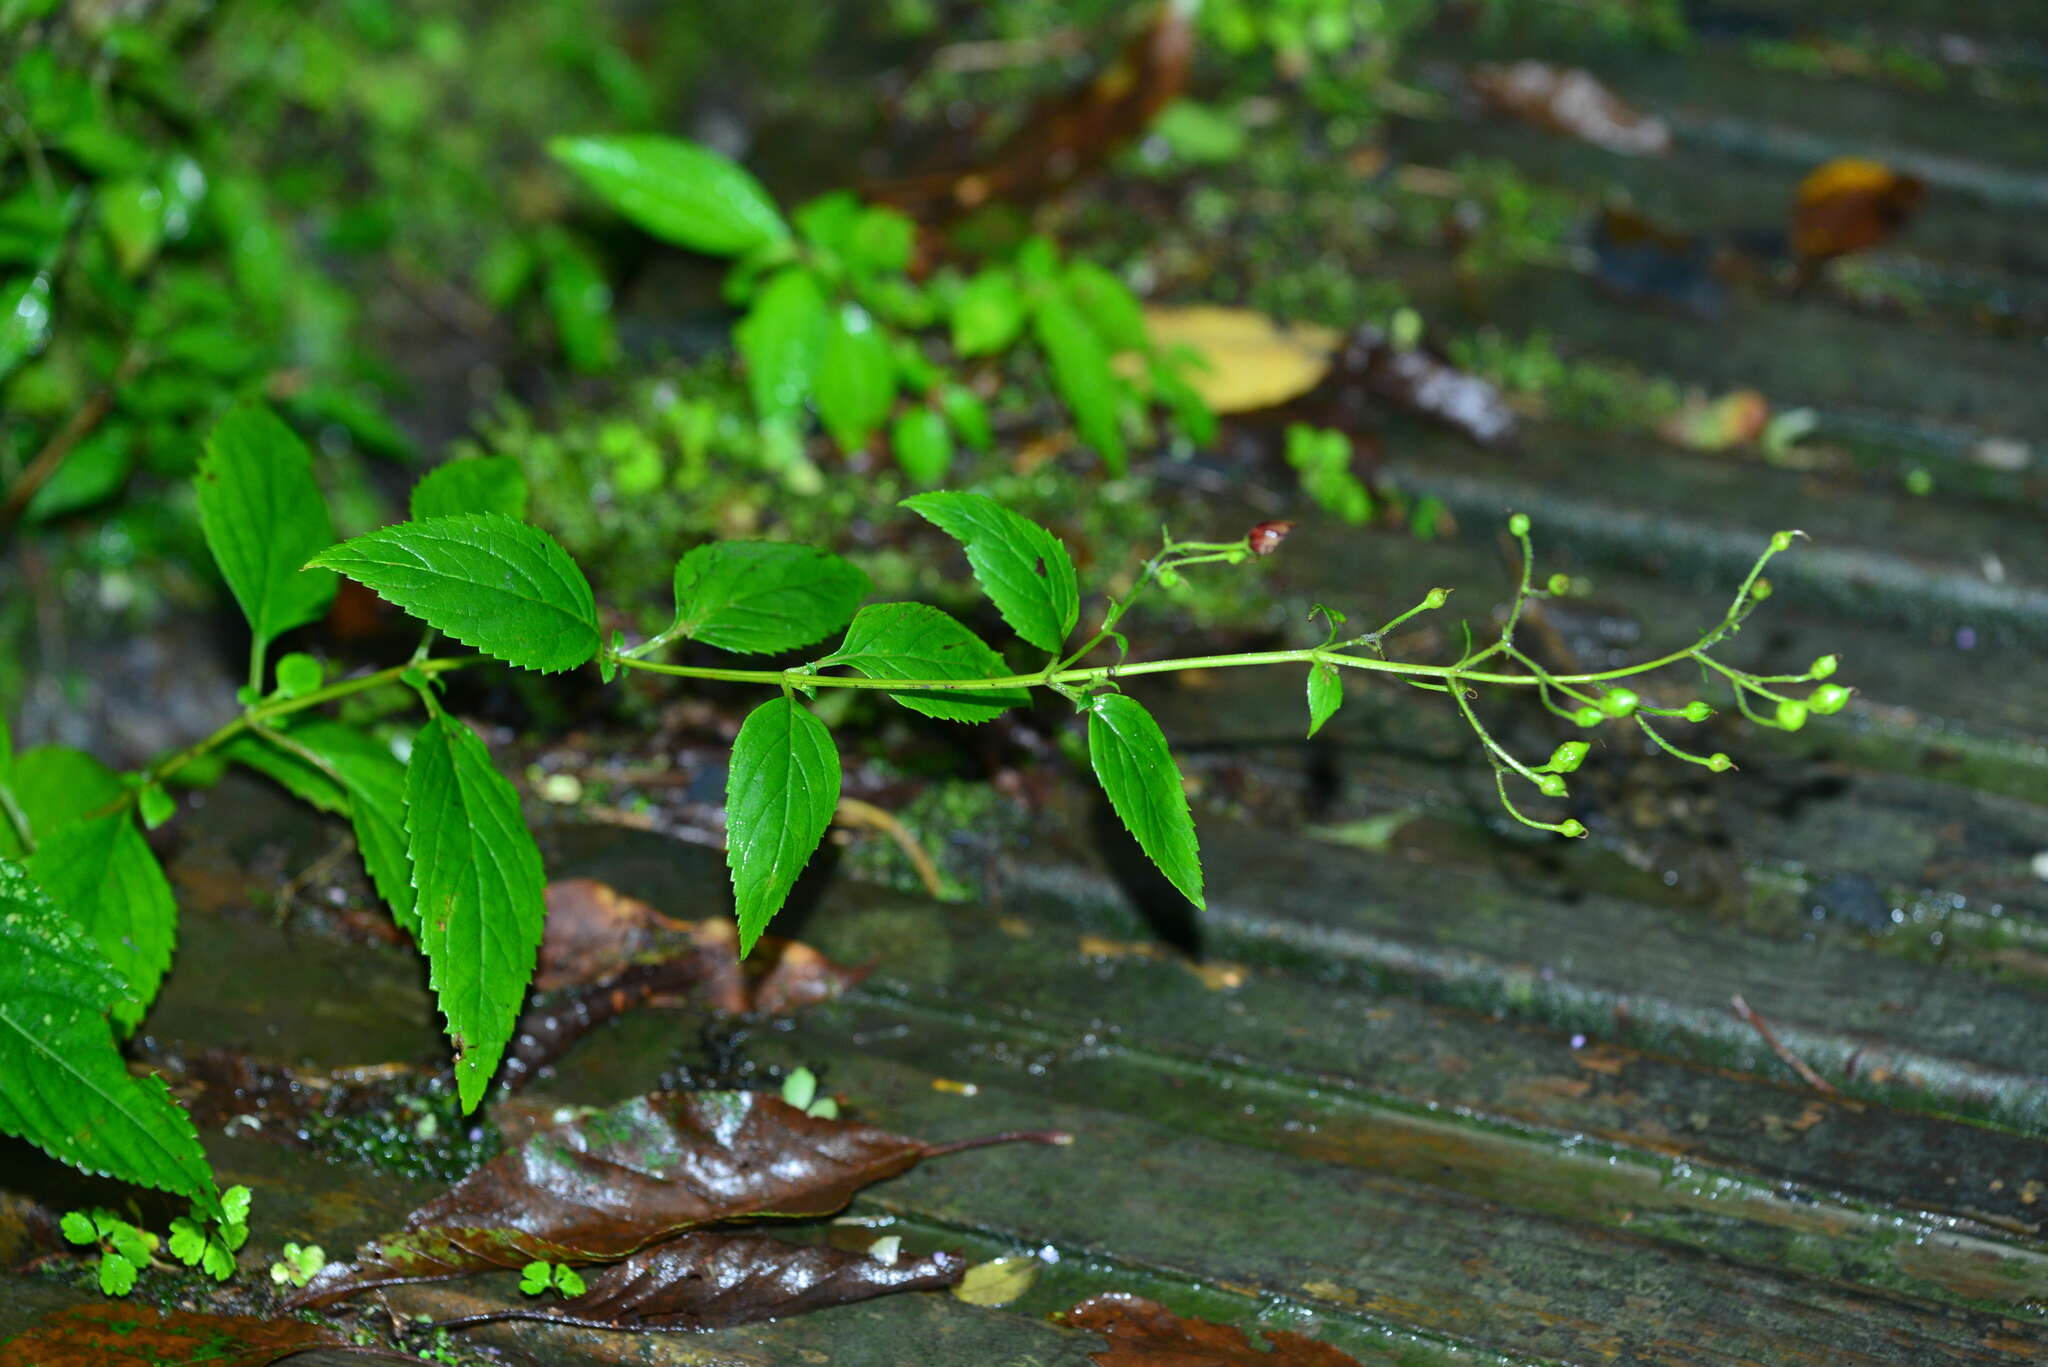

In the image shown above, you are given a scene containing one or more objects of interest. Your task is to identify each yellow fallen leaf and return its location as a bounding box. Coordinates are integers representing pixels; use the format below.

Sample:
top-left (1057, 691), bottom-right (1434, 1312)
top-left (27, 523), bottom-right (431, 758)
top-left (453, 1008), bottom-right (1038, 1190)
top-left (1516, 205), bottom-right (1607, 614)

top-left (1134, 305), bottom-right (1341, 413)
top-left (952, 1256), bottom-right (1038, 1306)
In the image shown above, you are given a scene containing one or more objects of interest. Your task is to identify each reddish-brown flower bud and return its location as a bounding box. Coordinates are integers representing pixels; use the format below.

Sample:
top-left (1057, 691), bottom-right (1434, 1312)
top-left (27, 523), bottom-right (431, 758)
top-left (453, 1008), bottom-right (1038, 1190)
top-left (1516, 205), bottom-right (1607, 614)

top-left (1247, 520), bottom-right (1295, 556)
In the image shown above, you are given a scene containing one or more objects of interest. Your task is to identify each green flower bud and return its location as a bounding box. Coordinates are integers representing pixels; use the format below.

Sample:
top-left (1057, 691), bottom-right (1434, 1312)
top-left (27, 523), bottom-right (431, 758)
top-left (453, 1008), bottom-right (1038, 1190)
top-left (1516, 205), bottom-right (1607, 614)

top-left (1749, 577), bottom-right (1772, 601)
top-left (1547, 741), bottom-right (1589, 774)
top-left (1508, 513), bottom-right (1531, 537)
top-left (1681, 700), bottom-right (1713, 723)
top-left (1808, 683), bottom-right (1851, 715)
top-left (1156, 566), bottom-right (1182, 589)
top-left (1545, 572), bottom-right (1570, 596)
top-left (1809, 654), bottom-right (1838, 679)
top-left (1770, 531), bottom-right (1795, 552)
top-left (1573, 706), bottom-right (1604, 728)
top-left (1423, 588), bottom-right (1450, 609)
top-left (1558, 819), bottom-right (1587, 838)
top-left (1706, 752), bottom-right (1733, 772)
top-left (1536, 774), bottom-right (1568, 798)
top-left (1774, 698), bottom-right (1808, 731)
top-left (1598, 688), bottom-right (1639, 719)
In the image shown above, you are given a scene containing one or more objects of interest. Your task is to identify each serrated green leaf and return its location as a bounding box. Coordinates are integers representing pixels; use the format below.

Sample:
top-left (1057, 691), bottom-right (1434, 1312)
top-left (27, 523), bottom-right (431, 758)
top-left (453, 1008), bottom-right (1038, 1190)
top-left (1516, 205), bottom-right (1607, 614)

top-left (404, 715), bottom-right (546, 1111)
top-left (1307, 660), bottom-right (1342, 738)
top-left (1033, 289), bottom-right (1126, 473)
top-left (168, 1218), bottom-right (206, 1265)
top-left (902, 492), bottom-right (1078, 653)
top-left (726, 697), bottom-right (839, 956)
top-left (0, 858), bottom-right (220, 1217)
top-left (107, 1222), bottom-right (152, 1268)
top-left (309, 514), bottom-right (598, 673)
top-left (815, 303), bottom-right (895, 452)
top-left (819, 603), bottom-right (1027, 723)
top-left (670, 541), bottom-right (870, 655)
top-left (950, 268), bottom-right (1025, 357)
top-left (1063, 260), bottom-right (1148, 352)
top-left (0, 745), bottom-right (123, 860)
top-left (735, 268), bottom-right (827, 423)
top-left (222, 734), bottom-right (348, 815)
top-left (890, 406), bottom-right (952, 484)
top-left (410, 456), bottom-right (529, 522)
top-left (26, 812), bottom-right (176, 1034)
top-left (1087, 694), bottom-right (1203, 908)
top-left (61, 1211), bottom-right (96, 1245)
top-left (196, 402), bottom-right (338, 666)
top-left (549, 134), bottom-right (789, 259)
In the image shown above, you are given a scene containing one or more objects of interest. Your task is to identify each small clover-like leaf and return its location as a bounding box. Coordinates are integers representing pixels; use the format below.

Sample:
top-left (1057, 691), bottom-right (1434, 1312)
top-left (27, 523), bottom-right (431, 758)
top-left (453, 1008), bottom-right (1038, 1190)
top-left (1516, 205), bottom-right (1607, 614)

top-left (726, 697), bottom-right (840, 957)
top-left (555, 1265), bottom-right (587, 1297)
top-left (167, 1218), bottom-right (207, 1267)
top-left (98, 1250), bottom-right (137, 1296)
top-left (61, 1211), bottom-right (96, 1245)
top-left (670, 542), bottom-right (871, 655)
top-left (1086, 693), bottom-right (1203, 908)
top-left (902, 492), bottom-right (1079, 653)
top-left (309, 514), bottom-right (599, 673)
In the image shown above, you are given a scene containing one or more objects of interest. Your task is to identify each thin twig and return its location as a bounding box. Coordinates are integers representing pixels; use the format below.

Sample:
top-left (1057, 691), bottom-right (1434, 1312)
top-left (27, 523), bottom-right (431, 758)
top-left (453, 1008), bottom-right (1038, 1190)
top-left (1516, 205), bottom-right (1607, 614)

top-left (0, 389), bottom-right (116, 537)
top-left (1730, 994), bottom-right (1837, 1095)
top-left (836, 797), bottom-right (947, 899)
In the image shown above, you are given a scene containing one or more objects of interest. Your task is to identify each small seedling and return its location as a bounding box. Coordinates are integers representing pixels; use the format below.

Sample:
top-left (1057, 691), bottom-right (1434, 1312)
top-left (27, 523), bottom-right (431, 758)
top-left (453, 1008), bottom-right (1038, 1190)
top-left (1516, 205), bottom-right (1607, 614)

top-left (269, 1241), bottom-right (327, 1288)
top-left (781, 1066), bottom-right (841, 1119)
top-left (519, 1260), bottom-right (587, 1298)
top-left (167, 1184), bottom-right (252, 1282)
top-left (60, 1208), bottom-right (157, 1296)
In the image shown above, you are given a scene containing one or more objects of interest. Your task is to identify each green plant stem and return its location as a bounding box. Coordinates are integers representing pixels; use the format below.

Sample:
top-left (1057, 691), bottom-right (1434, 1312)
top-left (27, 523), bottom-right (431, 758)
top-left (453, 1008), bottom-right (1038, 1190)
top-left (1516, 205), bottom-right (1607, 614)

top-left (120, 655), bottom-right (480, 807)
top-left (616, 640), bottom-right (1727, 694)
top-left (0, 781), bottom-right (34, 854)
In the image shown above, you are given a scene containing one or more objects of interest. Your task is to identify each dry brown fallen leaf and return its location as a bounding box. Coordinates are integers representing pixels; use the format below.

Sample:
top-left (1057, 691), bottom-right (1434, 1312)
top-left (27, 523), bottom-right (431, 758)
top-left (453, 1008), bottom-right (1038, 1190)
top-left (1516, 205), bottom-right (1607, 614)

top-left (0, 1303), bottom-right (400, 1367)
top-left (427, 1232), bottom-right (965, 1333)
top-left (1792, 157), bottom-right (1925, 263)
top-left (1658, 388), bottom-right (1770, 451)
top-left (1470, 60), bottom-right (1670, 156)
top-left (1133, 306), bottom-right (1342, 413)
top-left (289, 1089), bottom-right (1066, 1307)
top-left (1065, 1293), bottom-right (1366, 1366)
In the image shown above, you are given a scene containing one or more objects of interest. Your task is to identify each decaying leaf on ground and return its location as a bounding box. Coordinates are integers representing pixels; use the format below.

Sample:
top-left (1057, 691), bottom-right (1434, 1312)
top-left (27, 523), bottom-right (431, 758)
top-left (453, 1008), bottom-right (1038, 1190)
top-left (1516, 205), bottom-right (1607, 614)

top-left (0, 1302), bottom-right (404, 1367)
top-left (425, 1231), bottom-right (967, 1333)
top-left (500, 880), bottom-right (871, 1092)
top-left (1065, 1293), bottom-right (1367, 1366)
top-left (288, 1089), bottom-right (1067, 1306)
top-left (1470, 61), bottom-right (1670, 157)
top-left (870, 2), bottom-right (1193, 224)
top-left (1131, 306), bottom-right (1341, 413)
top-left (1658, 388), bottom-right (1770, 451)
top-left (1792, 157), bottom-right (1925, 263)
top-left (1319, 325), bottom-right (1519, 449)
top-left (1139, 308), bottom-right (1514, 449)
